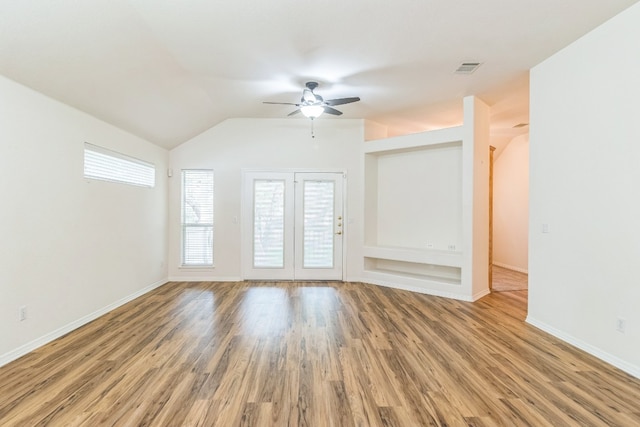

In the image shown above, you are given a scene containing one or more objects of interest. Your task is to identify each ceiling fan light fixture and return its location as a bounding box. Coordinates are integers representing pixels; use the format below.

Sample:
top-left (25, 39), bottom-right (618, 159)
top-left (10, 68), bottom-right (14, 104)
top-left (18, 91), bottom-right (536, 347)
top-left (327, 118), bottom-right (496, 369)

top-left (301, 105), bottom-right (324, 119)
top-left (263, 81), bottom-right (359, 120)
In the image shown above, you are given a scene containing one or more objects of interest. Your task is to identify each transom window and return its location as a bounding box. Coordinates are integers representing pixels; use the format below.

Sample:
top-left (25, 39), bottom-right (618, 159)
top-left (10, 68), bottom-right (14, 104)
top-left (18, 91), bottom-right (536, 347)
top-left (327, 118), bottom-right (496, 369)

top-left (83, 143), bottom-right (155, 188)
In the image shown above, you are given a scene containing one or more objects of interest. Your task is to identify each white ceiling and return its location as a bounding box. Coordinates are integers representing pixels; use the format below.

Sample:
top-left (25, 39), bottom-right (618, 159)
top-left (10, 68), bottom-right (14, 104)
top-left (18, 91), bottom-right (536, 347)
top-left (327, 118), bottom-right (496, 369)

top-left (1, 1), bottom-right (637, 150)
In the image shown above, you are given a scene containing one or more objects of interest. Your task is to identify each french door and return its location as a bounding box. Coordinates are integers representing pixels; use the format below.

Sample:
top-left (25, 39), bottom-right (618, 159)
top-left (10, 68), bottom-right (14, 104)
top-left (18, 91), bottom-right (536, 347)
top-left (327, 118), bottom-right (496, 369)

top-left (242, 171), bottom-right (344, 280)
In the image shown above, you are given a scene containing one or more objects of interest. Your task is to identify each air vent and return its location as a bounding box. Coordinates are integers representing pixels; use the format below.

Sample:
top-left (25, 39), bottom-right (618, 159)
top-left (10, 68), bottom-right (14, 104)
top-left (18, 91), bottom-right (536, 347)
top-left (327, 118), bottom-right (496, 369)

top-left (513, 123), bottom-right (529, 128)
top-left (454, 62), bottom-right (482, 74)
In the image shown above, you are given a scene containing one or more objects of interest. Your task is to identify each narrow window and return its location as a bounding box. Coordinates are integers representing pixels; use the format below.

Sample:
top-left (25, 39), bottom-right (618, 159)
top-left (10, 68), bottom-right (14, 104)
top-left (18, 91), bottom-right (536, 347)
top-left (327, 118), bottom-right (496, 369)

top-left (84, 143), bottom-right (155, 188)
top-left (182, 170), bottom-right (214, 266)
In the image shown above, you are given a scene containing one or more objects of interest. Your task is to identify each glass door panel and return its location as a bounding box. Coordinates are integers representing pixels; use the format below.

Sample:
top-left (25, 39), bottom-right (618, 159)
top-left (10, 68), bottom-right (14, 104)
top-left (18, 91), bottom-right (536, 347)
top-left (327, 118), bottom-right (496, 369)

top-left (295, 173), bottom-right (343, 280)
top-left (303, 180), bottom-right (335, 268)
top-left (243, 173), bottom-right (294, 280)
top-left (253, 180), bottom-right (285, 268)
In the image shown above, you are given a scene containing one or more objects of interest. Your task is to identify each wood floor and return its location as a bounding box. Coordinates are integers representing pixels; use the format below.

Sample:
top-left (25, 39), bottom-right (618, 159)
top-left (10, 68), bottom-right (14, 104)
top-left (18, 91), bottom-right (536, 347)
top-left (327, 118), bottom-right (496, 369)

top-left (492, 266), bottom-right (528, 292)
top-left (1, 282), bottom-right (639, 426)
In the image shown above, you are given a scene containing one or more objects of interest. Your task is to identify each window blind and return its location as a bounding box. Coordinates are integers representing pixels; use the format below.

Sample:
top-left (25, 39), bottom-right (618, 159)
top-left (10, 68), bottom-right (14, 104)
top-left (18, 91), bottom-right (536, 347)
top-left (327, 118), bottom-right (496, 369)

top-left (84, 143), bottom-right (155, 188)
top-left (303, 181), bottom-right (335, 268)
top-left (182, 170), bottom-right (214, 266)
top-left (253, 180), bottom-right (285, 268)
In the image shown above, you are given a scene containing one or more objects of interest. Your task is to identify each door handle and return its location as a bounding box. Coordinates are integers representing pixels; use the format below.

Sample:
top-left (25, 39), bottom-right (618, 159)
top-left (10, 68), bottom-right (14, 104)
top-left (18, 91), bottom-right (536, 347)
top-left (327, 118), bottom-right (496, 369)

top-left (335, 231), bottom-right (342, 235)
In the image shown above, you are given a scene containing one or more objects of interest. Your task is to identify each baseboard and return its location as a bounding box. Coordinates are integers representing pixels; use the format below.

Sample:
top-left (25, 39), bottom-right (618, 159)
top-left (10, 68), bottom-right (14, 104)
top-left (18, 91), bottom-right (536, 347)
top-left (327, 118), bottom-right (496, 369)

top-left (359, 277), bottom-right (475, 302)
top-left (472, 288), bottom-right (492, 301)
top-left (526, 316), bottom-right (640, 380)
top-left (493, 262), bottom-right (528, 274)
top-left (0, 278), bottom-right (168, 368)
top-left (168, 276), bottom-right (242, 282)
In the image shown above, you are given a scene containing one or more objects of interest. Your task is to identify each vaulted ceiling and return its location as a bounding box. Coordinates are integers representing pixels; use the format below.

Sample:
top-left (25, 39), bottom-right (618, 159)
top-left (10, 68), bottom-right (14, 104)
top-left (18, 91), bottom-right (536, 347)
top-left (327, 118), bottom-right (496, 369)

top-left (1, 1), bottom-right (637, 149)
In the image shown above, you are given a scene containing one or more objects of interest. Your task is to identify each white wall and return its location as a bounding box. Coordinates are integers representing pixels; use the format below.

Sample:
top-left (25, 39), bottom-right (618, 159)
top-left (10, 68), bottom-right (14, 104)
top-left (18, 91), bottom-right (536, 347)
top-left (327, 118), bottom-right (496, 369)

top-left (168, 118), bottom-right (364, 281)
top-left (463, 96), bottom-right (491, 299)
top-left (529, 3), bottom-right (640, 377)
top-left (0, 75), bottom-right (169, 365)
top-left (493, 134), bottom-right (529, 272)
top-left (376, 144), bottom-right (462, 250)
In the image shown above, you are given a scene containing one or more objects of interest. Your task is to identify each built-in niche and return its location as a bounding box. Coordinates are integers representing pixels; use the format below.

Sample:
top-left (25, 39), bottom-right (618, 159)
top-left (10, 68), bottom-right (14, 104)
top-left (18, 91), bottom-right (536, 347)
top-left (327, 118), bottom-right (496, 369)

top-left (364, 129), bottom-right (464, 286)
top-left (361, 96), bottom-right (490, 301)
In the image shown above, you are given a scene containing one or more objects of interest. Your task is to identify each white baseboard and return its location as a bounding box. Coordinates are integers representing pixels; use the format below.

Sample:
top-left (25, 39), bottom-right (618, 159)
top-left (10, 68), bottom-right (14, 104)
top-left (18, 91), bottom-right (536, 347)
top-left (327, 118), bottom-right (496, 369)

top-left (358, 276), bottom-right (476, 302)
top-left (493, 262), bottom-right (528, 274)
top-left (0, 278), bottom-right (168, 368)
top-left (168, 276), bottom-right (242, 282)
top-left (472, 288), bottom-right (492, 301)
top-left (527, 316), bottom-right (640, 380)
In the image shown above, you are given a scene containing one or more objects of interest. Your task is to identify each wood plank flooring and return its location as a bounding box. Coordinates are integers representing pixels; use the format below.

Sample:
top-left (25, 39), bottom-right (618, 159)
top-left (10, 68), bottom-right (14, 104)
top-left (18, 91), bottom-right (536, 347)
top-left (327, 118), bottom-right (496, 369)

top-left (1, 281), bottom-right (639, 426)
top-left (492, 266), bottom-right (528, 292)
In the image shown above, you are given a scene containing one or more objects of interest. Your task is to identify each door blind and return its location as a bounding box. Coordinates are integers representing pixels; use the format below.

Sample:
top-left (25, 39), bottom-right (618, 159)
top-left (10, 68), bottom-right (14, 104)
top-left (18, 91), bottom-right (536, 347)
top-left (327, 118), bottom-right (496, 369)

top-left (303, 180), bottom-right (335, 268)
top-left (253, 180), bottom-right (285, 268)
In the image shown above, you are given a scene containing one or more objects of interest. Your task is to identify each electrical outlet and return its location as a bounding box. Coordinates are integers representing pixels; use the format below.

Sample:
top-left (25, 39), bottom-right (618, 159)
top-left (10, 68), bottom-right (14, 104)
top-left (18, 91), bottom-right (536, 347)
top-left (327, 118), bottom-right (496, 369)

top-left (616, 317), bottom-right (626, 333)
top-left (19, 306), bottom-right (27, 322)
top-left (448, 244), bottom-right (456, 251)
top-left (426, 243), bottom-right (434, 249)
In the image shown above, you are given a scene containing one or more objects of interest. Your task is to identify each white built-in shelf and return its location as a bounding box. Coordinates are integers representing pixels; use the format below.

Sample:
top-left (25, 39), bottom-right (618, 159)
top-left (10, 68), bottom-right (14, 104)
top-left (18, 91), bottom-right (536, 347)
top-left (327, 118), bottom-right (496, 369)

top-left (363, 124), bottom-right (466, 292)
top-left (362, 267), bottom-right (461, 286)
top-left (361, 97), bottom-right (490, 300)
top-left (363, 246), bottom-right (463, 268)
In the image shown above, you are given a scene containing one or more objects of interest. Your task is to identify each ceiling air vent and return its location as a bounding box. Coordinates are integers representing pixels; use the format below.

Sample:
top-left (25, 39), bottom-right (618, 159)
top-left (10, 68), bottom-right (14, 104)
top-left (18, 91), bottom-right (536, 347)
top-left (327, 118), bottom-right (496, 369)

top-left (455, 62), bottom-right (482, 74)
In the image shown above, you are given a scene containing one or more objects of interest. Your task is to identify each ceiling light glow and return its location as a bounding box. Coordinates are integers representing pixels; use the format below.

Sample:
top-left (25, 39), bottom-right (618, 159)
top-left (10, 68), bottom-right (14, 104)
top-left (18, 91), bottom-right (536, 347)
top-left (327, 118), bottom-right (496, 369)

top-left (301, 105), bottom-right (324, 119)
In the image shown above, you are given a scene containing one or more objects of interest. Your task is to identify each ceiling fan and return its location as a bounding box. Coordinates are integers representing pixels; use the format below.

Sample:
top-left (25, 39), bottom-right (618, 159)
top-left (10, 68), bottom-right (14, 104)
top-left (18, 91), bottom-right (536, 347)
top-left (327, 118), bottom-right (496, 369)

top-left (264, 81), bottom-right (360, 119)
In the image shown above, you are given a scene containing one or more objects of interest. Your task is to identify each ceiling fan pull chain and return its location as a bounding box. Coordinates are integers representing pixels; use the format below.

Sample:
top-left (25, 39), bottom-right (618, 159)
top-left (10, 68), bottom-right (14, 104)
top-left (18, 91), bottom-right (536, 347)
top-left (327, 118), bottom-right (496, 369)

top-left (311, 118), bottom-right (315, 138)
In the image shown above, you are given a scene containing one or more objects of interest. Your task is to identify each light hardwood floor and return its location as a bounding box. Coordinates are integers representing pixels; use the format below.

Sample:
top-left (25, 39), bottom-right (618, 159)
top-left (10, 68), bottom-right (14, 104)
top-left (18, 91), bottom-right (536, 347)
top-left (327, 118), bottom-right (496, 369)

top-left (492, 265), bottom-right (528, 292)
top-left (1, 281), bottom-right (639, 426)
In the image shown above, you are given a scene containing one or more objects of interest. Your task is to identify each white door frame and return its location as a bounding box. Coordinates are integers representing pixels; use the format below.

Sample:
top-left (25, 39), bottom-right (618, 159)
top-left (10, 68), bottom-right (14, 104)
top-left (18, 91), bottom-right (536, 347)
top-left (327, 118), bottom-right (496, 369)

top-left (241, 169), bottom-right (347, 281)
top-left (293, 172), bottom-right (344, 280)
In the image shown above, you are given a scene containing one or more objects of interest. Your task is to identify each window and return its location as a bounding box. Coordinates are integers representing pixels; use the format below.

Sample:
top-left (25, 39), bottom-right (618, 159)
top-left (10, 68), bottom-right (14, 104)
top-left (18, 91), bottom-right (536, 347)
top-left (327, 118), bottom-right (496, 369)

top-left (84, 143), bottom-right (155, 188)
top-left (182, 170), bottom-right (214, 266)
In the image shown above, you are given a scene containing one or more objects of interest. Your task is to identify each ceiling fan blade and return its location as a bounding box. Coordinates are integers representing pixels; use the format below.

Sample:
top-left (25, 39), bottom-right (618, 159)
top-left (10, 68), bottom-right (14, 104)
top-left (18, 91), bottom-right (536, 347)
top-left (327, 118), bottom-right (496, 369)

top-left (324, 97), bottom-right (361, 106)
top-left (288, 109), bottom-right (302, 116)
top-left (323, 106), bottom-right (343, 116)
top-left (263, 101), bottom-right (300, 106)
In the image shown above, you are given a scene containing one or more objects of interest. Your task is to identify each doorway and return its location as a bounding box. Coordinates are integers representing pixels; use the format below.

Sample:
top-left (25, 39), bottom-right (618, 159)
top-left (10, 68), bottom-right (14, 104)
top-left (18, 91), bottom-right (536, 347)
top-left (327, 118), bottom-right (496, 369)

top-left (242, 171), bottom-right (344, 280)
top-left (490, 134), bottom-right (530, 293)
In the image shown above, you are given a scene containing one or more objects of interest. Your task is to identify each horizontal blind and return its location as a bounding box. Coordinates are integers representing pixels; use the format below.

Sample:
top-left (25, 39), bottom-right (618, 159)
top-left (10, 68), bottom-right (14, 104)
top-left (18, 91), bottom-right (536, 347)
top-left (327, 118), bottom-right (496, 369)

top-left (303, 180), bottom-right (335, 268)
top-left (182, 170), bottom-right (214, 266)
top-left (84, 143), bottom-right (155, 188)
top-left (253, 180), bottom-right (285, 268)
